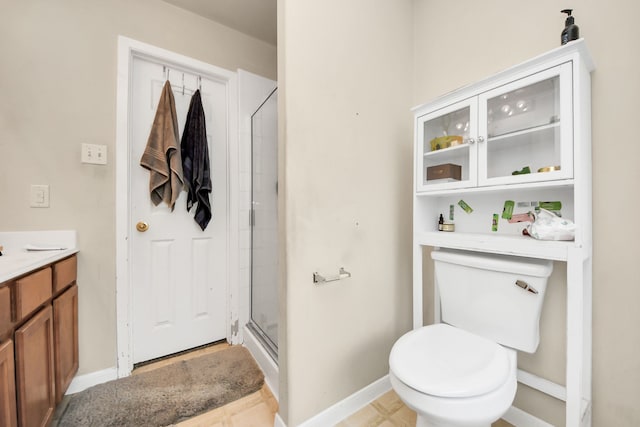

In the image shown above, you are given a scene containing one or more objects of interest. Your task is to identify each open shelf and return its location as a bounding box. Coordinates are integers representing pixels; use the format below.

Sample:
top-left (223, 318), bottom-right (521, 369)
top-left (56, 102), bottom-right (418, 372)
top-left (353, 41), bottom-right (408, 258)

top-left (423, 142), bottom-right (468, 158)
top-left (488, 120), bottom-right (560, 142)
top-left (416, 178), bottom-right (574, 196)
top-left (415, 231), bottom-right (575, 261)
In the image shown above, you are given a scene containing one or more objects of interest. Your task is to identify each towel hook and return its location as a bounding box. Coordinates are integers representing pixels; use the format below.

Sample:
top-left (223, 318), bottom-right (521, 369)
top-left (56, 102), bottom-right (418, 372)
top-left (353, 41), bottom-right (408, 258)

top-left (182, 73), bottom-right (185, 95)
top-left (198, 75), bottom-right (202, 91)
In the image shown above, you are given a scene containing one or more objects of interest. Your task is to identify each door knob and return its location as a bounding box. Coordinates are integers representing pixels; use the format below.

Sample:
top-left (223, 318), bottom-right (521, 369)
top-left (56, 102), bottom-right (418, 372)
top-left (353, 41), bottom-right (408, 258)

top-left (136, 221), bottom-right (149, 232)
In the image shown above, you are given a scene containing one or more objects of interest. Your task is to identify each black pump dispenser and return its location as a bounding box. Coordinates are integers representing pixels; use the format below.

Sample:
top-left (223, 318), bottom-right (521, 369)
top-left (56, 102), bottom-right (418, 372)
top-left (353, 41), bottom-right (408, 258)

top-left (561, 9), bottom-right (579, 45)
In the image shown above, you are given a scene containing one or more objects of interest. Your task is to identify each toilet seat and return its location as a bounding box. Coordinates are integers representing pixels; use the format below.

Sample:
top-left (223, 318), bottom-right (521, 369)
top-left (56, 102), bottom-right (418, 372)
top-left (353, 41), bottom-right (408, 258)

top-left (389, 323), bottom-right (511, 398)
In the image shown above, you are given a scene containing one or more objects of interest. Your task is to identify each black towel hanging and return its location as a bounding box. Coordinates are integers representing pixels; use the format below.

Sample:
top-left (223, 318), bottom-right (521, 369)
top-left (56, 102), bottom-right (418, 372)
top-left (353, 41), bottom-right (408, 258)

top-left (181, 89), bottom-right (212, 230)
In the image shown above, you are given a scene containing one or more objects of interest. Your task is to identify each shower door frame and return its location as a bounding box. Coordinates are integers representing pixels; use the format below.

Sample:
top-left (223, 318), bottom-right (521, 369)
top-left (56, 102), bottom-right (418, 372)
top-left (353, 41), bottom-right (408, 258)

top-left (248, 87), bottom-right (279, 361)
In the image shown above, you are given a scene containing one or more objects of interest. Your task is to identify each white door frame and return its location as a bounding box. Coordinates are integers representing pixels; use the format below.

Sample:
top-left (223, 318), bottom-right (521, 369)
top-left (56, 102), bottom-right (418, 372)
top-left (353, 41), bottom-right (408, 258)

top-left (115, 36), bottom-right (239, 378)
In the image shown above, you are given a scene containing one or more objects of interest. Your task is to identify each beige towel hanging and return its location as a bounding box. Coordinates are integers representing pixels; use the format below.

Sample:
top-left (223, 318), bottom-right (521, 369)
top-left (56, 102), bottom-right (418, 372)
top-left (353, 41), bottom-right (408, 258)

top-left (140, 80), bottom-right (184, 210)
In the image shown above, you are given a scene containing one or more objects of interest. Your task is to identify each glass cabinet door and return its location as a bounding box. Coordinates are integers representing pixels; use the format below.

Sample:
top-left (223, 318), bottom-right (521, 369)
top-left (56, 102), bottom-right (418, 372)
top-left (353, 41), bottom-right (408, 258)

top-left (416, 98), bottom-right (478, 192)
top-left (477, 63), bottom-right (573, 186)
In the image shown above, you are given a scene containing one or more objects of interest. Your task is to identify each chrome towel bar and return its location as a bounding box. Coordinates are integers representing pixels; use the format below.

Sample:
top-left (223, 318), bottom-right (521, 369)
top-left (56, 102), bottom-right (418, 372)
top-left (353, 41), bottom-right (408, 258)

top-left (313, 267), bottom-right (351, 284)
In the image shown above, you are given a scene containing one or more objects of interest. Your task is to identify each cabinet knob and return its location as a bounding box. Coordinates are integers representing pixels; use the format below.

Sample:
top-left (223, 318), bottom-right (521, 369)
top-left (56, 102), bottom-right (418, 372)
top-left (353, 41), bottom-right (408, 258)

top-left (478, 136), bottom-right (485, 143)
top-left (467, 138), bottom-right (476, 144)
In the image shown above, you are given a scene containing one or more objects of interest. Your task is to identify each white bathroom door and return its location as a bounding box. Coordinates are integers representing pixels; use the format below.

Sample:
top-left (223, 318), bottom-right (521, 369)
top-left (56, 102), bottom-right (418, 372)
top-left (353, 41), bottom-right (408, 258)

top-left (129, 57), bottom-right (228, 364)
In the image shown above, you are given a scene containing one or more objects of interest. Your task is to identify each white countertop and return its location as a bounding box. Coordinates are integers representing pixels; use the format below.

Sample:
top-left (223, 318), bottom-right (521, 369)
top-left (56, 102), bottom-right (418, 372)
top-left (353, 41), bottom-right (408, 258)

top-left (0, 230), bottom-right (78, 283)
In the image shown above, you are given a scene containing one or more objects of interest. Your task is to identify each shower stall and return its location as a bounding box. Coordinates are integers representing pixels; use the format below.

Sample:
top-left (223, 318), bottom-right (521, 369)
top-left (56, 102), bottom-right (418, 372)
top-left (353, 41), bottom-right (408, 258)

top-left (247, 88), bottom-right (279, 361)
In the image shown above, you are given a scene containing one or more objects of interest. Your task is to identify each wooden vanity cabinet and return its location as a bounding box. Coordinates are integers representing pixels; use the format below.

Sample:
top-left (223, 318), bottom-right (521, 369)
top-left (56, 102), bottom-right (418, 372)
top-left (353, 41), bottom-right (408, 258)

top-left (0, 339), bottom-right (17, 427)
top-left (0, 253), bottom-right (78, 427)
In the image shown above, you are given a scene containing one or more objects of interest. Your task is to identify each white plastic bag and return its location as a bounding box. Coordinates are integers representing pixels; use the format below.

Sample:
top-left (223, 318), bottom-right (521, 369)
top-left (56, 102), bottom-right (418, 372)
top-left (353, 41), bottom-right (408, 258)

top-left (526, 208), bottom-right (576, 241)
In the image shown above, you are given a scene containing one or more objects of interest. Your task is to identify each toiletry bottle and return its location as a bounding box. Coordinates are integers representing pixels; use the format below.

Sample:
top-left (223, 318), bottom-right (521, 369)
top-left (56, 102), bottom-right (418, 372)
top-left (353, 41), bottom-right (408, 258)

top-left (438, 214), bottom-right (444, 231)
top-left (561, 9), bottom-right (579, 45)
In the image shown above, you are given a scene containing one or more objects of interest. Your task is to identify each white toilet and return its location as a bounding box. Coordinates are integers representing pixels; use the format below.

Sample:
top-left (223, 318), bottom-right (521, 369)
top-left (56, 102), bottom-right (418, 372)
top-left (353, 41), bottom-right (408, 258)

top-left (389, 249), bottom-right (553, 427)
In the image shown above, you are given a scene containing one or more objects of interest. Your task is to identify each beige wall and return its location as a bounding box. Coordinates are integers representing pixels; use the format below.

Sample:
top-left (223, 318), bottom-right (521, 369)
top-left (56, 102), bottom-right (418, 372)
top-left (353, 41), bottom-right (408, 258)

top-left (278, 0), bottom-right (414, 424)
top-left (413, 0), bottom-right (640, 425)
top-left (0, 0), bottom-right (276, 375)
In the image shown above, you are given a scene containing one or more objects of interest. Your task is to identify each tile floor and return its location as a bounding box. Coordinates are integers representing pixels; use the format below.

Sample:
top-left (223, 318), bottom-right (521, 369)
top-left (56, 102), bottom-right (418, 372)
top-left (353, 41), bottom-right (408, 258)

top-left (57, 342), bottom-right (513, 427)
top-left (336, 390), bottom-right (514, 427)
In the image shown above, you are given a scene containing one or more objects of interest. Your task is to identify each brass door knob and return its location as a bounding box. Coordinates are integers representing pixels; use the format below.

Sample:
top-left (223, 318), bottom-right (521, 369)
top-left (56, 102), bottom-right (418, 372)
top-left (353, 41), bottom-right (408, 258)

top-left (136, 221), bottom-right (149, 232)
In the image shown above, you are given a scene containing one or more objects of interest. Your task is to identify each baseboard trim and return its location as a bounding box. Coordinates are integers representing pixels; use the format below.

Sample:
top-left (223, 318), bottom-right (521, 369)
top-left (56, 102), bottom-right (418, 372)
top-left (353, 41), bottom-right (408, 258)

top-left (296, 375), bottom-right (391, 427)
top-left (273, 413), bottom-right (287, 427)
top-left (65, 367), bottom-right (118, 395)
top-left (243, 325), bottom-right (279, 401)
top-left (503, 405), bottom-right (554, 427)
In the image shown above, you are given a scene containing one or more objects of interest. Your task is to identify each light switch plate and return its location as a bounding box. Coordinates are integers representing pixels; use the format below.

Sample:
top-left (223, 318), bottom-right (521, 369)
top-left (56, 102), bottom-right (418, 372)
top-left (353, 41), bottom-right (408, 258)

top-left (30, 184), bottom-right (50, 208)
top-left (81, 143), bottom-right (107, 165)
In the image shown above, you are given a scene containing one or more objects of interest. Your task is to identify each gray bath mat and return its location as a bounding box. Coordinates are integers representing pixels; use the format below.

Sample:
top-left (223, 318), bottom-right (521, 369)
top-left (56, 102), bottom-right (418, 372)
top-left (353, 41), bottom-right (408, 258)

top-left (57, 345), bottom-right (264, 427)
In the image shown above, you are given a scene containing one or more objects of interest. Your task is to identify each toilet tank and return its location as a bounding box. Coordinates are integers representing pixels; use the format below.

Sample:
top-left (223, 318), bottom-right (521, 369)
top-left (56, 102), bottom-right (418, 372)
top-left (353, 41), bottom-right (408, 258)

top-left (431, 249), bottom-right (553, 353)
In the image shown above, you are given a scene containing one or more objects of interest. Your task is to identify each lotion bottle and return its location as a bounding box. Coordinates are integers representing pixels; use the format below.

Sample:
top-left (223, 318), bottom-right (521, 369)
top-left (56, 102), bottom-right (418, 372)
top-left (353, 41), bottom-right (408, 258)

top-left (561, 9), bottom-right (579, 45)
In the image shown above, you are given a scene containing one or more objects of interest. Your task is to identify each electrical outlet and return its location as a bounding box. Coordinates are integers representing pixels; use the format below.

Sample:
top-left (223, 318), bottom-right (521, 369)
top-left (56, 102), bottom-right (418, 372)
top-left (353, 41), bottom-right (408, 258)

top-left (30, 184), bottom-right (50, 208)
top-left (81, 143), bottom-right (107, 165)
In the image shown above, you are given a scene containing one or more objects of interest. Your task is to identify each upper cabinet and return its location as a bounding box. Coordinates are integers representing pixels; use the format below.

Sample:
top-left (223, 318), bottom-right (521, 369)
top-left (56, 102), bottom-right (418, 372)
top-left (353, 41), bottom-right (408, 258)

top-left (412, 40), bottom-right (594, 259)
top-left (416, 43), bottom-right (589, 194)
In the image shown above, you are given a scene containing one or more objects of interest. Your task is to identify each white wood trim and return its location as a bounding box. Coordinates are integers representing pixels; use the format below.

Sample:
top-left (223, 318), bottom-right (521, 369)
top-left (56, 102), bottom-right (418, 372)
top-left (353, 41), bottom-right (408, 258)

top-left (65, 367), bottom-right (118, 395)
top-left (566, 247), bottom-right (586, 427)
top-left (273, 413), bottom-right (287, 427)
top-left (517, 369), bottom-right (566, 402)
top-left (413, 243), bottom-right (423, 328)
top-left (503, 405), bottom-right (555, 427)
top-left (297, 376), bottom-right (391, 427)
top-left (115, 36), bottom-right (238, 378)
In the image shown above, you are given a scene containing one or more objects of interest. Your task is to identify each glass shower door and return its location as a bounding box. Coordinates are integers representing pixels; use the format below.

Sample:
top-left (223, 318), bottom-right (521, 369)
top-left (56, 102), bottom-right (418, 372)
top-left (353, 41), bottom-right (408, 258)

top-left (249, 88), bottom-right (278, 359)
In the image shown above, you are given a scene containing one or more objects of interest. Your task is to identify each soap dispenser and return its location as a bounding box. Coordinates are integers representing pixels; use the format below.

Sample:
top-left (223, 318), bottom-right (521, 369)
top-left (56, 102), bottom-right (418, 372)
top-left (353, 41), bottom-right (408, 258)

top-left (561, 9), bottom-right (579, 45)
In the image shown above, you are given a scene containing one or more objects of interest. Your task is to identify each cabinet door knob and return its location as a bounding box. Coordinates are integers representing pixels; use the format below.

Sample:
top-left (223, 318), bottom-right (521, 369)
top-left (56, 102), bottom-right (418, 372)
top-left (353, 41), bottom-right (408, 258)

top-left (467, 138), bottom-right (476, 144)
top-left (478, 136), bottom-right (485, 143)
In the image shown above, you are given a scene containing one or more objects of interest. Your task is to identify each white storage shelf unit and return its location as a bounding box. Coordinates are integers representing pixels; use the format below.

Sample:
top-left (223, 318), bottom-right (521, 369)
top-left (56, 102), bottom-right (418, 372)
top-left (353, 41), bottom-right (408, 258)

top-left (412, 40), bottom-right (594, 427)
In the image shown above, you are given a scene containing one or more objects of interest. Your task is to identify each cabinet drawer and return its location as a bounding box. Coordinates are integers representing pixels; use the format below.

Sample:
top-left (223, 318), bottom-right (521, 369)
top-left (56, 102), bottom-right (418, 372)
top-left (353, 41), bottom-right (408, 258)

top-left (0, 286), bottom-right (13, 336)
top-left (15, 268), bottom-right (52, 321)
top-left (53, 255), bottom-right (77, 294)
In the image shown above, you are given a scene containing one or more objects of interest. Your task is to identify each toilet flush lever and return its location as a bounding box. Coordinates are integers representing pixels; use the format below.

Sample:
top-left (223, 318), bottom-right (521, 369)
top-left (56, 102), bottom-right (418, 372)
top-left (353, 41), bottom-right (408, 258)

top-left (515, 279), bottom-right (538, 294)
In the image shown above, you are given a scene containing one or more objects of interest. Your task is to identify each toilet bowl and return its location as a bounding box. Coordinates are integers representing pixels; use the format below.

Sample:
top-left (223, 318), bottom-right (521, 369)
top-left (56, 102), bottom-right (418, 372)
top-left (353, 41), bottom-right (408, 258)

top-left (389, 323), bottom-right (517, 427)
top-left (389, 249), bottom-right (552, 426)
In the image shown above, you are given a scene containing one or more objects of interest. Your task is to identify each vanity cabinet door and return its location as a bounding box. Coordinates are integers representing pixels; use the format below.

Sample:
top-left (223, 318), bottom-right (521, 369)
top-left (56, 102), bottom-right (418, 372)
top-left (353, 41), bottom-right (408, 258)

top-left (477, 62), bottom-right (573, 186)
top-left (416, 97), bottom-right (478, 192)
top-left (53, 284), bottom-right (78, 403)
top-left (0, 339), bottom-right (17, 427)
top-left (15, 306), bottom-right (55, 427)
